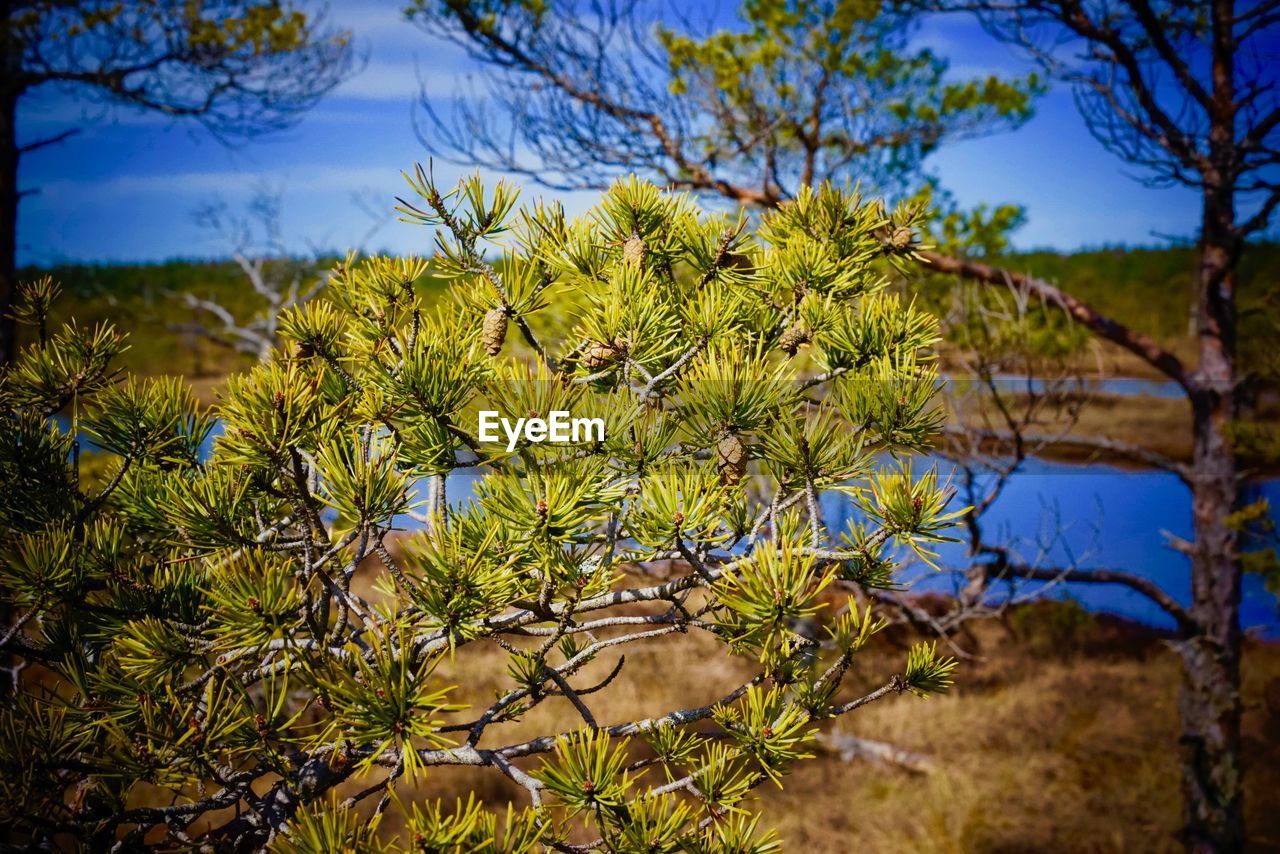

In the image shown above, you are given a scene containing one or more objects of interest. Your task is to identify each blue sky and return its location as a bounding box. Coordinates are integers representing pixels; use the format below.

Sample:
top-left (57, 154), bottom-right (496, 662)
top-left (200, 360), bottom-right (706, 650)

top-left (14, 2), bottom-right (1225, 266)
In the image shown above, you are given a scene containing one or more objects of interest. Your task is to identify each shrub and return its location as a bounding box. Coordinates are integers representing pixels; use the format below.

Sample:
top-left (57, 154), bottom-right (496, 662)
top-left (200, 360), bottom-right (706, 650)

top-left (0, 170), bottom-right (960, 850)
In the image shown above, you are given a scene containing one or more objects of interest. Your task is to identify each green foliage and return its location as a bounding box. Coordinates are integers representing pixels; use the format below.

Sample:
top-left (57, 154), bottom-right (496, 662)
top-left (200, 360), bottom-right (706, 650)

top-left (8, 275), bottom-right (60, 343)
top-left (0, 170), bottom-right (958, 850)
top-left (714, 546), bottom-right (834, 664)
top-left (269, 794), bottom-right (385, 854)
top-left (902, 641), bottom-right (958, 698)
top-left (308, 626), bottom-right (463, 781)
top-left (826, 600), bottom-right (888, 656)
top-left (1229, 499), bottom-right (1280, 607)
top-left (4, 316), bottom-right (125, 415)
top-left (535, 728), bottom-right (633, 816)
top-left (856, 465), bottom-right (964, 568)
top-left (985, 243), bottom-right (1280, 363)
top-left (84, 376), bottom-right (214, 466)
top-left (205, 548), bottom-right (307, 651)
top-left (713, 685), bottom-right (817, 783)
top-left (398, 793), bottom-right (543, 852)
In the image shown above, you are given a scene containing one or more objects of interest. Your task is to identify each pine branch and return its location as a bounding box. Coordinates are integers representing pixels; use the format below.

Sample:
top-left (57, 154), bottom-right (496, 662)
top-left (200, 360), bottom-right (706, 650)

top-left (983, 556), bottom-right (1194, 633)
top-left (917, 249), bottom-right (1190, 388)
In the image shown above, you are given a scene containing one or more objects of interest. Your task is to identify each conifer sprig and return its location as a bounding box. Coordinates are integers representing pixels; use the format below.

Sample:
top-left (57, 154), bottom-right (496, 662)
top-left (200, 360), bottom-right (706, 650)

top-left (0, 168), bottom-right (960, 850)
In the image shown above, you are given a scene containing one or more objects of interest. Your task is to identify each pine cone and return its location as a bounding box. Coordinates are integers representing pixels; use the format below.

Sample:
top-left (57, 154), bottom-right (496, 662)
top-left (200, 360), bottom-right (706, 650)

top-left (716, 433), bottom-right (747, 486)
top-left (622, 233), bottom-right (646, 269)
top-left (778, 322), bottom-right (811, 356)
top-left (582, 339), bottom-right (624, 370)
top-left (888, 225), bottom-right (913, 251)
top-left (482, 307), bottom-right (508, 356)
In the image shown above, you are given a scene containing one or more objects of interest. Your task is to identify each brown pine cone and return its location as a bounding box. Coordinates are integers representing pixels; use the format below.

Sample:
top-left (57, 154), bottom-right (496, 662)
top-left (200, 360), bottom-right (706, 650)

top-left (888, 225), bottom-right (913, 251)
top-left (582, 339), bottom-right (624, 370)
top-left (482, 307), bottom-right (508, 356)
top-left (716, 433), bottom-right (747, 486)
top-left (778, 322), bottom-right (811, 356)
top-left (622, 233), bottom-right (646, 269)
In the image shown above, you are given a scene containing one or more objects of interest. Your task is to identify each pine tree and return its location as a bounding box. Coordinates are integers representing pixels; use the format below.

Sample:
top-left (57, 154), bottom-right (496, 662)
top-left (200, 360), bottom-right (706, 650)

top-left (0, 168), bottom-right (959, 850)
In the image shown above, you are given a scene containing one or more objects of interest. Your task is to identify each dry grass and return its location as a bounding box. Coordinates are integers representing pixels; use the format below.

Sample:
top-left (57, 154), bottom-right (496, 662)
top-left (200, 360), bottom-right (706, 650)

top-left (761, 614), bottom-right (1280, 853)
top-left (763, 625), bottom-right (1187, 852)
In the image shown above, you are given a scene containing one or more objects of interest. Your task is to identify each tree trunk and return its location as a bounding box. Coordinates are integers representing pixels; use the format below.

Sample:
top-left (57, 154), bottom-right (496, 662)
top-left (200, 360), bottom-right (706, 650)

top-left (0, 85), bottom-right (17, 366)
top-left (1181, 403), bottom-right (1242, 853)
top-left (0, 0), bottom-right (17, 364)
top-left (1179, 197), bottom-right (1243, 851)
top-left (0, 115), bottom-right (15, 368)
top-left (1178, 3), bottom-right (1246, 845)
top-left (0, 0), bottom-right (18, 698)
